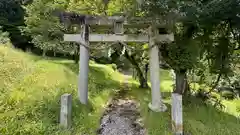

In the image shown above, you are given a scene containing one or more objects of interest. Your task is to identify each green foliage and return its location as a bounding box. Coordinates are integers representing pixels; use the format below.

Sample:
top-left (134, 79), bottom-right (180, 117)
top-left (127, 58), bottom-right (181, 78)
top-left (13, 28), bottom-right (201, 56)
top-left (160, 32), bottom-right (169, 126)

top-left (0, 46), bottom-right (124, 134)
top-left (25, 0), bottom-right (70, 54)
top-left (0, 27), bottom-right (10, 44)
top-left (142, 0), bottom-right (201, 74)
top-left (24, 0), bottom-right (137, 56)
top-left (199, 0), bottom-right (240, 27)
top-left (0, 0), bottom-right (31, 49)
top-left (163, 37), bottom-right (199, 72)
top-left (0, 0), bottom-right (25, 26)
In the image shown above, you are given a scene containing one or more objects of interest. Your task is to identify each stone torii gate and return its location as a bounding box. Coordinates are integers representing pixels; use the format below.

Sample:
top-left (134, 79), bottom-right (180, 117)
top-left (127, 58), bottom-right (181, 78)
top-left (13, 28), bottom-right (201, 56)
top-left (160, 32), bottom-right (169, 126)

top-left (61, 13), bottom-right (174, 112)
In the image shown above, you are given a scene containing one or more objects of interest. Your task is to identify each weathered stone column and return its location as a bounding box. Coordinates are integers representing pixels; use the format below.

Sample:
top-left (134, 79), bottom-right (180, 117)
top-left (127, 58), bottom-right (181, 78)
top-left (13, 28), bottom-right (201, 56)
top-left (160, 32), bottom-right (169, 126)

top-left (172, 93), bottom-right (183, 135)
top-left (79, 24), bottom-right (90, 104)
top-left (60, 94), bottom-right (72, 128)
top-left (148, 26), bottom-right (167, 112)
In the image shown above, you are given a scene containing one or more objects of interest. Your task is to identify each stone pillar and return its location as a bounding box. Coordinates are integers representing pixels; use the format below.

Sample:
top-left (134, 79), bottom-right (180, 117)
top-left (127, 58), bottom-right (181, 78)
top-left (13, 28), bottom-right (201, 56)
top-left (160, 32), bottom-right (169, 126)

top-left (60, 94), bottom-right (72, 128)
top-left (79, 24), bottom-right (90, 104)
top-left (148, 26), bottom-right (167, 112)
top-left (172, 93), bottom-right (183, 135)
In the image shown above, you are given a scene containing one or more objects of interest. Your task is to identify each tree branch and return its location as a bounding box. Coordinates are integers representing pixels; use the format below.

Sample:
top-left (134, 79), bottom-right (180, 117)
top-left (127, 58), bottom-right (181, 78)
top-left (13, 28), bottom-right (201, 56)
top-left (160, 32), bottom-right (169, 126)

top-left (206, 73), bottom-right (222, 95)
top-left (228, 20), bottom-right (240, 50)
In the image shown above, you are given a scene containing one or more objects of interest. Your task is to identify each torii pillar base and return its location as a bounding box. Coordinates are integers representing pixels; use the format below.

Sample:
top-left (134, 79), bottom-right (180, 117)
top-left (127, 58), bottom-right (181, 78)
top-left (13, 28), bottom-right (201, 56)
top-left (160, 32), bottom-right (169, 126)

top-left (148, 102), bottom-right (167, 112)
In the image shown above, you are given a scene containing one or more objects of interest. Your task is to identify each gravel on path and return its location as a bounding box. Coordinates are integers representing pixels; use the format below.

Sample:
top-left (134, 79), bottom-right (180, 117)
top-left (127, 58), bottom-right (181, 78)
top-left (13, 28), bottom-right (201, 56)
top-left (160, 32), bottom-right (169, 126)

top-left (97, 98), bottom-right (146, 135)
top-left (97, 71), bottom-right (146, 135)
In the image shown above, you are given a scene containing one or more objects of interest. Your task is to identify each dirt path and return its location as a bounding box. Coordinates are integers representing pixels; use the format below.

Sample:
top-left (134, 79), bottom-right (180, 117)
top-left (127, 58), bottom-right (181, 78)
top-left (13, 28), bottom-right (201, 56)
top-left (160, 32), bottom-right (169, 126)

top-left (97, 72), bottom-right (146, 135)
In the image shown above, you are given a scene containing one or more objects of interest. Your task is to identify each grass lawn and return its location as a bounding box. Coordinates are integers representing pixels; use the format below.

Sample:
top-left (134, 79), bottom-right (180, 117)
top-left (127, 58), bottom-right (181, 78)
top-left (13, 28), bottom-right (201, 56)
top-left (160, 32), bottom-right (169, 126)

top-left (0, 45), bottom-right (124, 135)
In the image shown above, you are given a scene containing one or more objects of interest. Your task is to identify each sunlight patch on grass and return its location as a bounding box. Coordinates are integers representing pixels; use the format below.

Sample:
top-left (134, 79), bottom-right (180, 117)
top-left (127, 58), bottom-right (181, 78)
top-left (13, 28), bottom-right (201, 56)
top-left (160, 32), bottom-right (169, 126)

top-left (223, 100), bottom-right (240, 117)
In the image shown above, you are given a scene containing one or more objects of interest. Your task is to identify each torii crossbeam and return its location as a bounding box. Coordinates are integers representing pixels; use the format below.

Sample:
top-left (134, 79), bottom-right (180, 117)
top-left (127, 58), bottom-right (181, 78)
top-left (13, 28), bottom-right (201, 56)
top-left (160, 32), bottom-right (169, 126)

top-left (60, 12), bottom-right (174, 112)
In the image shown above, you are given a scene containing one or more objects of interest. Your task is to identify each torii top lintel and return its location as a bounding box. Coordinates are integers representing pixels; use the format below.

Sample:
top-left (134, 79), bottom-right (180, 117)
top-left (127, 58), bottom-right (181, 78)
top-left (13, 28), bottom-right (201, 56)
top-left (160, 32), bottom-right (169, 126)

top-left (59, 12), bottom-right (167, 28)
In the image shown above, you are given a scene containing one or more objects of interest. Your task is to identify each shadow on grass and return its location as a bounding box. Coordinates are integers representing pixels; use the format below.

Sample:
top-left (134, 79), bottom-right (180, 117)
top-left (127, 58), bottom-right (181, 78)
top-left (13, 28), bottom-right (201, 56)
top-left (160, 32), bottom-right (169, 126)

top-left (162, 92), bottom-right (172, 99)
top-left (53, 60), bottom-right (123, 93)
top-left (182, 96), bottom-right (240, 135)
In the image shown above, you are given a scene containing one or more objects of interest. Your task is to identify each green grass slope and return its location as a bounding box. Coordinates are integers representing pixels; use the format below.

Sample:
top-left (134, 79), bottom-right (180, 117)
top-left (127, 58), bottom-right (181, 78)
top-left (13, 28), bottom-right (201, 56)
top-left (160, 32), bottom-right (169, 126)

top-left (0, 45), bottom-right (124, 135)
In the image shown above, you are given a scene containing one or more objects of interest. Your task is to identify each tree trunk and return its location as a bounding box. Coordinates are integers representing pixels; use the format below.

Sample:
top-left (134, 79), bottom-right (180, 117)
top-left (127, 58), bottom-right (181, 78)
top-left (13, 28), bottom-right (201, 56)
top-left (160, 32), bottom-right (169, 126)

top-left (26, 47), bottom-right (31, 52)
top-left (42, 49), bottom-right (46, 57)
top-left (124, 51), bottom-right (148, 88)
top-left (74, 52), bottom-right (79, 64)
top-left (74, 45), bottom-right (80, 64)
top-left (53, 51), bottom-right (56, 57)
top-left (206, 73), bottom-right (222, 95)
top-left (132, 68), bottom-right (137, 80)
top-left (174, 70), bottom-right (189, 95)
top-left (145, 63), bottom-right (149, 82)
top-left (183, 74), bottom-right (190, 97)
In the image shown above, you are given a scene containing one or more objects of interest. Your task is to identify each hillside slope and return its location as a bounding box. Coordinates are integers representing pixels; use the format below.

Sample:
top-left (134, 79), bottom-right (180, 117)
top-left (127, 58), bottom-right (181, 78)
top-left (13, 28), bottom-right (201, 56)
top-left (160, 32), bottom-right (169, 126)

top-left (0, 45), bottom-right (124, 135)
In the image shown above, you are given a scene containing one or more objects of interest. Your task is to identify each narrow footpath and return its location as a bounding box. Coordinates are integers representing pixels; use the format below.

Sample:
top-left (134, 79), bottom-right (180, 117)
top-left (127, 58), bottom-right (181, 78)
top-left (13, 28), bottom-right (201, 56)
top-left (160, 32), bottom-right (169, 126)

top-left (97, 72), bottom-right (146, 135)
